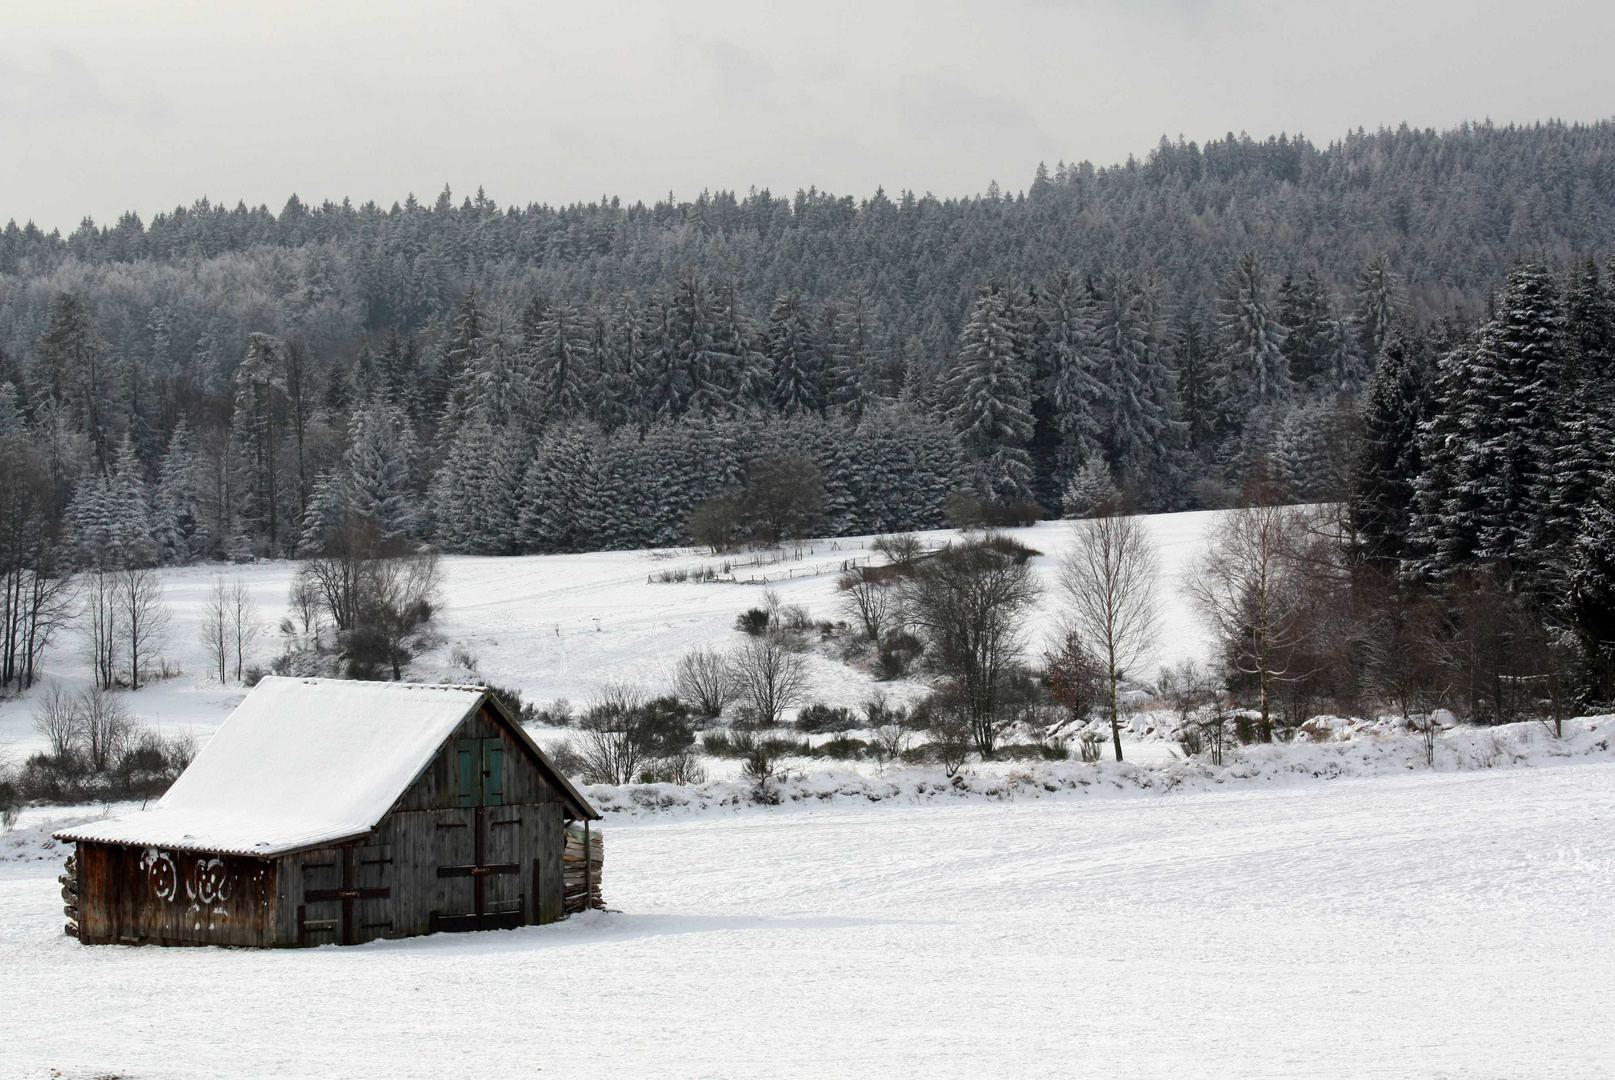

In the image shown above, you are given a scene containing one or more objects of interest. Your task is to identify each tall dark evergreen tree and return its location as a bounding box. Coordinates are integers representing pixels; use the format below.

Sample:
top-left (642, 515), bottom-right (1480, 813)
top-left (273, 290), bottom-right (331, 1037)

top-left (767, 294), bottom-right (822, 416)
top-left (1352, 326), bottom-right (1432, 564)
top-left (948, 282), bottom-right (1035, 502)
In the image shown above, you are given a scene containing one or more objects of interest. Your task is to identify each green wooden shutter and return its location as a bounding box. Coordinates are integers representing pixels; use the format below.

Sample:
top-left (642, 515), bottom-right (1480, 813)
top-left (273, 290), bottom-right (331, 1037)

top-left (457, 739), bottom-right (477, 807)
top-left (483, 738), bottom-right (503, 806)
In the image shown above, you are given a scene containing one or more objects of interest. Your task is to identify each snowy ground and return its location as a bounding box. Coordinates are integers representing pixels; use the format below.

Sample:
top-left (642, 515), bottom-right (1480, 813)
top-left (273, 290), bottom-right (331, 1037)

top-left (3, 756), bottom-right (1612, 1079)
top-left (0, 511), bottom-right (1222, 761)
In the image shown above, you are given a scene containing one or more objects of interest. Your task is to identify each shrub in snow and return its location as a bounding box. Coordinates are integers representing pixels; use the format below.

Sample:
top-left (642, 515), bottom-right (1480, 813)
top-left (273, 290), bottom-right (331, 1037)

top-left (795, 703), bottom-right (858, 734)
top-left (735, 608), bottom-right (772, 636)
top-left (674, 647), bottom-right (737, 721)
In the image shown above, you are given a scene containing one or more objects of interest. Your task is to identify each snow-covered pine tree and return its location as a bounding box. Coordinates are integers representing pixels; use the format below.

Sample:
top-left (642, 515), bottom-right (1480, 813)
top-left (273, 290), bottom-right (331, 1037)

top-left (1353, 255), bottom-right (1401, 367)
top-left (1061, 458), bottom-right (1120, 518)
top-left (152, 420), bottom-right (203, 564)
top-left (429, 419), bottom-right (525, 554)
top-left (528, 298), bottom-right (592, 421)
top-left (298, 470), bottom-right (347, 554)
top-left (1567, 473), bottom-right (1615, 701)
top-left (768, 294), bottom-right (823, 416)
top-left (518, 421), bottom-right (599, 553)
top-left (1351, 326), bottom-right (1432, 565)
top-left (1093, 270), bottom-right (1177, 493)
top-left (948, 282), bottom-right (1035, 503)
top-left (713, 279), bottom-right (770, 412)
top-left (437, 285), bottom-right (485, 422)
top-left (642, 293), bottom-right (691, 420)
top-left (1530, 258), bottom-right (1615, 599)
top-left (1172, 302), bottom-right (1218, 456)
top-left (672, 278), bottom-right (726, 416)
top-left (595, 297), bottom-right (645, 430)
top-left (1465, 263), bottom-right (1565, 575)
top-left (1216, 251), bottom-right (1291, 417)
top-left (833, 287), bottom-right (878, 422)
top-left (1038, 270), bottom-right (1103, 485)
top-left (1278, 268), bottom-right (1344, 388)
top-left (341, 403), bottom-right (420, 540)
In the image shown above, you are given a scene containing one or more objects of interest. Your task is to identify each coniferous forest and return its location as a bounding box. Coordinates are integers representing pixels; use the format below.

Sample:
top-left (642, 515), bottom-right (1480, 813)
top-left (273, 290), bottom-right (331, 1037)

top-left (4, 119), bottom-right (1615, 703)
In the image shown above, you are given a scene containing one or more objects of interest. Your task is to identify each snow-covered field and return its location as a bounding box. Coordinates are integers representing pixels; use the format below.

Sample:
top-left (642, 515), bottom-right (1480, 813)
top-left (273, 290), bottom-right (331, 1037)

top-left (0, 512), bottom-right (1222, 760)
top-left (3, 758), bottom-right (1612, 1079)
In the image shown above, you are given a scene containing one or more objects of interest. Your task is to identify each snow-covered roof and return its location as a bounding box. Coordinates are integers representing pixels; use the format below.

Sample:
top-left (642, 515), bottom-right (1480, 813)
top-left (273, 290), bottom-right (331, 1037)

top-left (55, 677), bottom-right (593, 857)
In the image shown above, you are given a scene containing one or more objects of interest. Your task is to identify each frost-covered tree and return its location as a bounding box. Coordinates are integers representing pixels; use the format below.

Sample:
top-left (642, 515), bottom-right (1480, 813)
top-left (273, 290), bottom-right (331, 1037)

top-left (1039, 271), bottom-right (1103, 481)
top-left (1217, 252), bottom-right (1291, 417)
top-left (341, 403), bottom-right (420, 540)
top-left (948, 283), bottom-right (1035, 502)
top-left (1353, 255), bottom-right (1401, 367)
top-left (767, 294), bottom-right (822, 416)
top-left (1352, 327), bottom-right (1433, 565)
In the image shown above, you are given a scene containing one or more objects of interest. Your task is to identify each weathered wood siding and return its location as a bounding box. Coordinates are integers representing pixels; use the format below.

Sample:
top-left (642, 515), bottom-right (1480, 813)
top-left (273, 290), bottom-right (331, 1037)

top-left (76, 842), bottom-right (277, 947)
top-left (392, 703), bottom-right (566, 812)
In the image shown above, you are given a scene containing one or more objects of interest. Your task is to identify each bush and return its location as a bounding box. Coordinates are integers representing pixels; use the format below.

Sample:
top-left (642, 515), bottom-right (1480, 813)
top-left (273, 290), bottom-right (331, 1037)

top-left (877, 631), bottom-right (923, 679)
top-left (1078, 731), bottom-right (1105, 763)
top-left (700, 730), bottom-right (736, 757)
top-left (0, 774), bottom-right (20, 832)
top-left (1177, 725), bottom-right (1205, 757)
top-left (485, 682), bottom-right (542, 724)
top-left (735, 608), bottom-right (773, 636)
top-left (1038, 739), bottom-right (1071, 761)
top-left (795, 703), bottom-right (858, 734)
top-left (675, 647), bottom-right (737, 721)
top-left (814, 736), bottom-right (868, 761)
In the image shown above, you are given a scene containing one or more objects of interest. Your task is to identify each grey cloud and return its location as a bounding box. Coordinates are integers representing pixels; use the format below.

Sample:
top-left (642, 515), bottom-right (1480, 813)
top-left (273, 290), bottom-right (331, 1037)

top-left (698, 39), bottom-right (777, 103)
top-left (0, 49), bottom-right (172, 130)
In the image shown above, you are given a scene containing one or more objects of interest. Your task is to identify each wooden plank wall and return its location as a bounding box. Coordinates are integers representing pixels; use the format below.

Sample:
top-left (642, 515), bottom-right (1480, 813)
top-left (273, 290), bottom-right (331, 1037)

top-left (392, 704), bottom-right (564, 812)
top-left (77, 842), bottom-right (277, 947)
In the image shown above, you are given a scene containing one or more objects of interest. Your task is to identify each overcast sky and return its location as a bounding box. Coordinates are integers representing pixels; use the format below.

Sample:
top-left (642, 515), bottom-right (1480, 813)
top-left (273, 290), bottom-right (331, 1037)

top-left (4, 0), bottom-right (1613, 233)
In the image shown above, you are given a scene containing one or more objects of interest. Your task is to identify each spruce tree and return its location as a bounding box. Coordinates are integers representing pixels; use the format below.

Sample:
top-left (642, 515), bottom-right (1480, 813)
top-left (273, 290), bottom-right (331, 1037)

top-left (767, 294), bottom-right (823, 416)
top-left (1353, 255), bottom-right (1401, 366)
top-left (1216, 251), bottom-right (1291, 417)
top-left (947, 282), bottom-right (1035, 502)
top-left (1466, 263), bottom-right (1564, 573)
top-left (341, 403), bottom-right (420, 540)
top-left (1352, 327), bottom-right (1432, 564)
top-left (1038, 270), bottom-right (1103, 483)
top-left (1532, 258), bottom-right (1615, 597)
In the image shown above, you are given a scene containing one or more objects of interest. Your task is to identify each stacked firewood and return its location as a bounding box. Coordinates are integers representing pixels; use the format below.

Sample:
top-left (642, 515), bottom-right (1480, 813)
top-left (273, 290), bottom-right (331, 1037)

top-left (562, 824), bottom-right (604, 913)
top-left (62, 852), bottom-right (79, 938)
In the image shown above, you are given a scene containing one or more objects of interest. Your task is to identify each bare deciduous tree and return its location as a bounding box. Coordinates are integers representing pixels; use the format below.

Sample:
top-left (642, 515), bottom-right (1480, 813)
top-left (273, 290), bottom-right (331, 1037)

top-left (31, 680), bottom-right (80, 759)
top-left (674, 646), bottom-right (736, 720)
top-left (77, 684), bottom-right (133, 773)
top-left (200, 577), bottom-right (230, 683)
top-left (356, 548), bottom-right (442, 680)
top-left (1057, 512), bottom-right (1161, 761)
top-left (79, 567), bottom-right (120, 690)
top-left (1185, 503), bottom-right (1335, 740)
top-left (742, 452), bottom-right (824, 542)
top-left (731, 632), bottom-right (810, 726)
top-left (116, 565), bottom-right (170, 690)
top-left (569, 683), bottom-right (649, 785)
top-left (903, 535), bottom-right (1042, 757)
top-left (836, 567), bottom-right (896, 641)
top-left (227, 577), bottom-right (264, 682)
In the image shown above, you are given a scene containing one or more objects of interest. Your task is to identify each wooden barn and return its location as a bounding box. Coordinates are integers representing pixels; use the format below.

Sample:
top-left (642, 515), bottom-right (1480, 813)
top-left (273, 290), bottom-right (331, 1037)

top-left (54, 677), bottom-right (603, 947)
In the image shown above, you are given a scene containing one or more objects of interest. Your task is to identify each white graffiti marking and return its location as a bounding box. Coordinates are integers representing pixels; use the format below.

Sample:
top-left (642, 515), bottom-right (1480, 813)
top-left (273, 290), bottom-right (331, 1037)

top-left (139, 849), bottom-right (178, 902)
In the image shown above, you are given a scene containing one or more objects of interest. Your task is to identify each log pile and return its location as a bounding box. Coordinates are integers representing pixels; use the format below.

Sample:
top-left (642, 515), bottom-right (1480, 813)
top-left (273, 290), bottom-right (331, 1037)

top-left (62, 851), bottom-right (79, 938)
top-left (562, 823), bottom-right (604, 913)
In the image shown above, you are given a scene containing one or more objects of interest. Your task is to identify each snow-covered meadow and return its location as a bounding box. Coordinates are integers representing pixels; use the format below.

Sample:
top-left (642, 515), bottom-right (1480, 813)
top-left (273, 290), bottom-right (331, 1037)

top-left (4, 755), bottom-right (1613, 1079)
top-left (5, 510), bottom-right (1615, 1077)
top-left (0, 511), bottom-right (1222, 760)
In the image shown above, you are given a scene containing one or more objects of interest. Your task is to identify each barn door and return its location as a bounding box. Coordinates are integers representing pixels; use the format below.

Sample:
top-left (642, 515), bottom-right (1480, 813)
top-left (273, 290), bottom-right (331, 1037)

top-left (433, 806), bottom-right (524, 933)
top-left (301, 844), bottom-right (392, 946)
